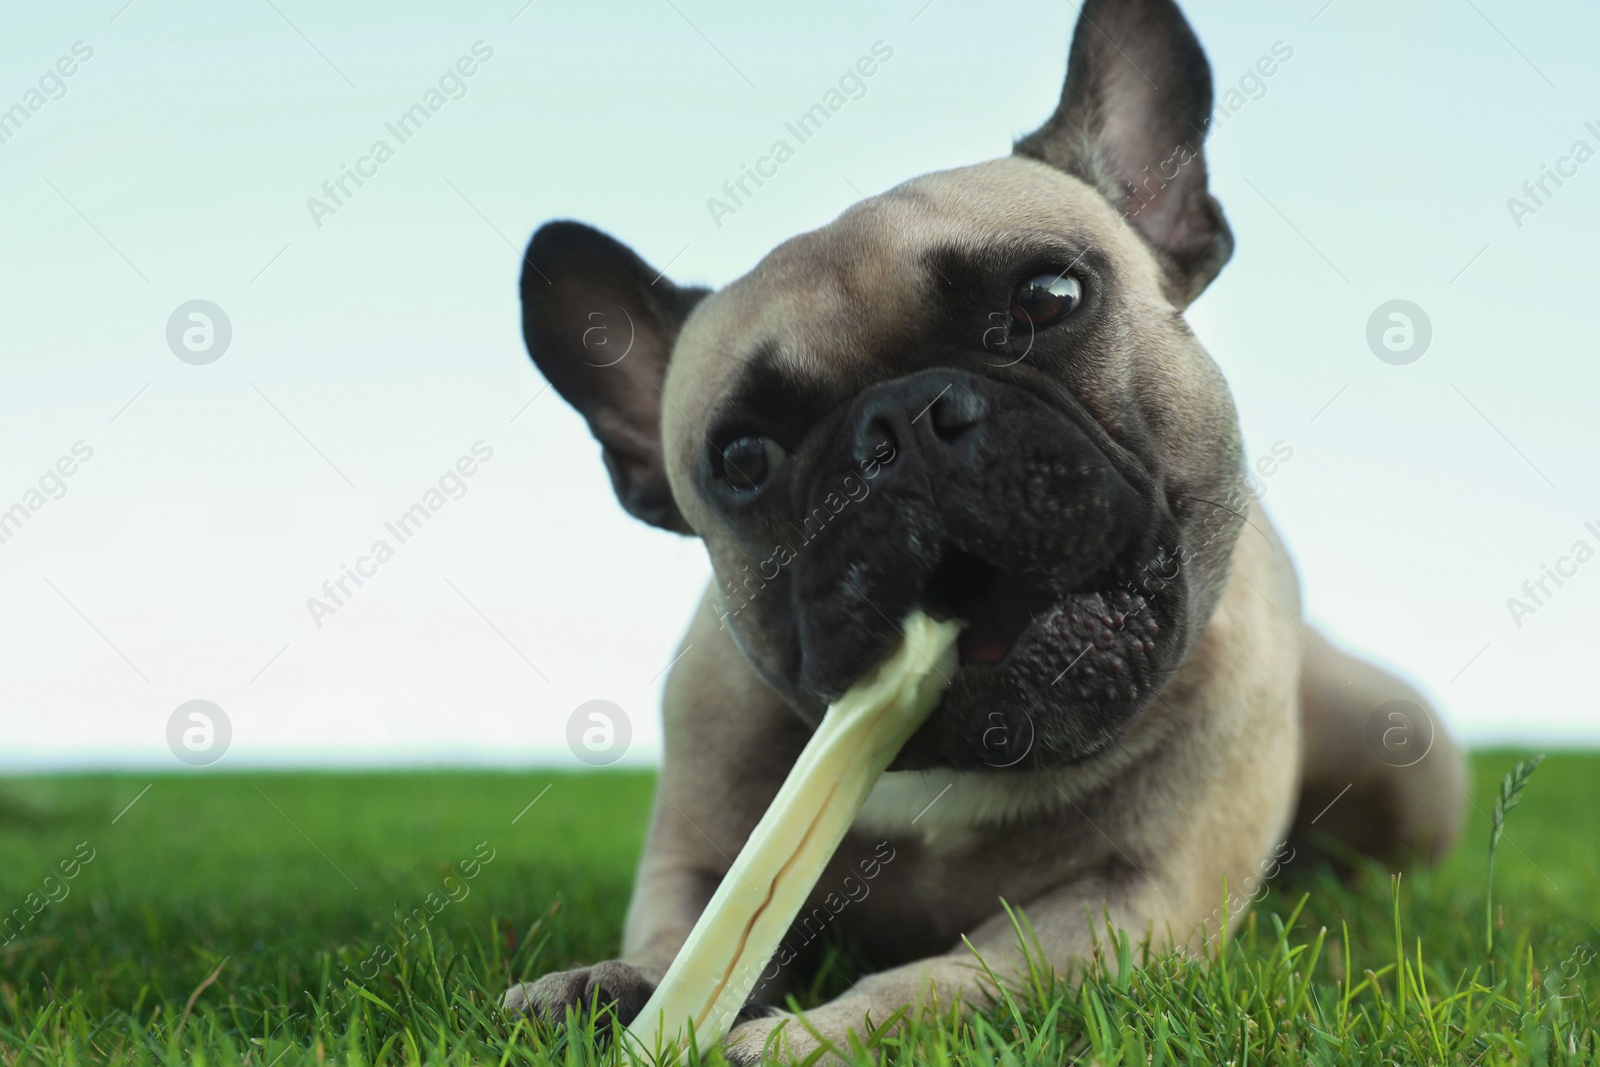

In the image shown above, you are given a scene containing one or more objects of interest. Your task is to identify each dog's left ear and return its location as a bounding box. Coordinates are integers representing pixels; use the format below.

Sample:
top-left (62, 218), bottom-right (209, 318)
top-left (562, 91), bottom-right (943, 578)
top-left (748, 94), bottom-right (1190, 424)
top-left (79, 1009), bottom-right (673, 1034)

top-left (521, 221), bottom-right (708, 534)
top-left (1016, 0), bottom-right (1233, 308)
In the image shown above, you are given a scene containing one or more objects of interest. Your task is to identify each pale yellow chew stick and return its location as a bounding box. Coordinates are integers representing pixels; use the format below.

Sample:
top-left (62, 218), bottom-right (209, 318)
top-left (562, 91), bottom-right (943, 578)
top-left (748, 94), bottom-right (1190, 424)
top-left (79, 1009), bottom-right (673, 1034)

top-left (623, 611), bottom-right (959, 1062)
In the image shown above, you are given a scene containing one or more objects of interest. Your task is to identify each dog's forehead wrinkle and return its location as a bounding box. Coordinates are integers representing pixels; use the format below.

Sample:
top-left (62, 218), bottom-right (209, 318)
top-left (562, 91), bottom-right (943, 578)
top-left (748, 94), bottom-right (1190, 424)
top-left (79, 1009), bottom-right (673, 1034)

top-left (690, 157), bottom-right (1163, 382)
top-left (696, 222), bottom-right (919, 374)
top-left (757, 157), bottom-right (1129, 274)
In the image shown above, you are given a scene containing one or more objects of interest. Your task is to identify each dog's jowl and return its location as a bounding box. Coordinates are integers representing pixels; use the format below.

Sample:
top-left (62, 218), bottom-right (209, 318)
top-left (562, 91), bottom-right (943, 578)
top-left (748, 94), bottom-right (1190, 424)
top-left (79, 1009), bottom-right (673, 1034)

top-left (502, 0), bottom-right (1467, 1060)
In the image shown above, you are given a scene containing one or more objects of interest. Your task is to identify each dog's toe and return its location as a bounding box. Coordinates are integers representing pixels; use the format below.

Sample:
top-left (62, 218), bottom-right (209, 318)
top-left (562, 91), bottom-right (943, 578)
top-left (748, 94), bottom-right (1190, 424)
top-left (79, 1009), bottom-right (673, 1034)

top-left (722, 1011), bottom-right (837, 1065)
top-left (502, 959), bottom-right (655, 1027)
top-left (501, 981), bottom-right (538, 1016)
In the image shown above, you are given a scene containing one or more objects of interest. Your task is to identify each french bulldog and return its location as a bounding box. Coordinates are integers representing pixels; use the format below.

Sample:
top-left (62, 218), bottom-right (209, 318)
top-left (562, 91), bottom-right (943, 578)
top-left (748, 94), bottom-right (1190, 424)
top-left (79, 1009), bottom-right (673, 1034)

top-left (503, 0), bottom-right (1466, 1060)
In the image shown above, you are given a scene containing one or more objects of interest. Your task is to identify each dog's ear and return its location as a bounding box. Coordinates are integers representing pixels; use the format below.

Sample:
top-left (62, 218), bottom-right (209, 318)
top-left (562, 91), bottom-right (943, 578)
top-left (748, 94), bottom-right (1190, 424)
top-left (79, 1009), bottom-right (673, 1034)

top-left (1015, 0), bottom-right (1232, 307)
top-left (521, 221), bottom-right (708, 534)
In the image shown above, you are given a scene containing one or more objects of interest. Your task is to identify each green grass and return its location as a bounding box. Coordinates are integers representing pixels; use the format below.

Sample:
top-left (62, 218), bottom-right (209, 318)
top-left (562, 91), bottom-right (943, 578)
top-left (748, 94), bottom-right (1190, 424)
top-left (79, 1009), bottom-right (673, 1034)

top-left (0, 751), bottom-right (1595, 1065)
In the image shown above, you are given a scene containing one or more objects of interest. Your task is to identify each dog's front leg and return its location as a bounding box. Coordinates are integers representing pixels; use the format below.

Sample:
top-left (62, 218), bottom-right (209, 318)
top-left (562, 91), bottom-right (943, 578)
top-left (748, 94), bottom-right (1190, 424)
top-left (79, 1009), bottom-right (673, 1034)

top-left (505, 608), bottom-right (813, 1029)
top-left (721, 870), bottom-right (1175, 1064)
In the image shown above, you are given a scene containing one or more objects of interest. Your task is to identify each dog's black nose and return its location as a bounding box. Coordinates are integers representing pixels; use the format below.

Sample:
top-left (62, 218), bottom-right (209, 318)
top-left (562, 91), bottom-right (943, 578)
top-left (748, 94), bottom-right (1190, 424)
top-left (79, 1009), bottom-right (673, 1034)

top-left (850, 370), bottom-right (989, 468)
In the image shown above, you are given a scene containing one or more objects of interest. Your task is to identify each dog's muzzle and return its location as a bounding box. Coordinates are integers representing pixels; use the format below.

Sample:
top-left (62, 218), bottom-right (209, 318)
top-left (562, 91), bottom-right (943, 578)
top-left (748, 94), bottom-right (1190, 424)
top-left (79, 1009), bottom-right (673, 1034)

top-left (791, 367), bottom-right (1155, 703)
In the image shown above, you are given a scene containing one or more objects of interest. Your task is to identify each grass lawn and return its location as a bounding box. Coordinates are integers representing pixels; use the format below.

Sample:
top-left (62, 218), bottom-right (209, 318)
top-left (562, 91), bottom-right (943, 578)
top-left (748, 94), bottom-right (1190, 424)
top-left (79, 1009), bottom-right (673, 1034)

top-left (0, 750), bottom-right (1595, 1065)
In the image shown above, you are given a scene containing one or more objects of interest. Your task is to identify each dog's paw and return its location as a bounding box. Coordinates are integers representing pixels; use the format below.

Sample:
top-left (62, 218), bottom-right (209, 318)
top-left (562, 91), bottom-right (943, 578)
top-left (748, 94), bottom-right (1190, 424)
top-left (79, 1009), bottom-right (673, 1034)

top-left (722, 1009), bottom-right (837, 1066)
top-left (501, 960), bottom-right (654, 1027)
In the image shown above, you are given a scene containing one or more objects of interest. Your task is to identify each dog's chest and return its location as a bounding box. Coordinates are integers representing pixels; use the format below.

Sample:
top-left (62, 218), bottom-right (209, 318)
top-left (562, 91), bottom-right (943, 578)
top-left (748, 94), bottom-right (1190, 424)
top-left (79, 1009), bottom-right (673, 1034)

top-left (853, 764), bottom-right (1115, 849)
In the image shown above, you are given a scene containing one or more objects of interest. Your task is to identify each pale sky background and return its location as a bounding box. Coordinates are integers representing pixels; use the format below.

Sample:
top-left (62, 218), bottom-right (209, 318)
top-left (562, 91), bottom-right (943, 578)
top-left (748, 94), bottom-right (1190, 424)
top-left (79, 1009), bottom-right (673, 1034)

top-left (1, 0), bottom-right (1596, 770)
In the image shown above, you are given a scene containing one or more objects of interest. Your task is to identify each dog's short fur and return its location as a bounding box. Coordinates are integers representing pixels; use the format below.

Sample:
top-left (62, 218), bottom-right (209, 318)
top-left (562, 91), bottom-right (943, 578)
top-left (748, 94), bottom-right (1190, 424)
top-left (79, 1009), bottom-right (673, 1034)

top-left (503, 0), bottom-right (1467, 1059)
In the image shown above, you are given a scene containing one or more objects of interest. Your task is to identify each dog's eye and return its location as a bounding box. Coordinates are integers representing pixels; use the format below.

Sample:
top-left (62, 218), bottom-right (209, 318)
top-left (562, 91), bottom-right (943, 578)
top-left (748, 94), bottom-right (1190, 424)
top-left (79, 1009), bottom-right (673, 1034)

top-left (719, 436), bottom-right (785, 491)
top-left (1011, 273), bottom-right (1082, 329)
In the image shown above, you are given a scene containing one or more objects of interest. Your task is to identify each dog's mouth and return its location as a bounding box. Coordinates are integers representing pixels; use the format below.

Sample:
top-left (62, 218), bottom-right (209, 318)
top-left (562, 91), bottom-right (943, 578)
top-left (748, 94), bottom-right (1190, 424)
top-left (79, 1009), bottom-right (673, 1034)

top-left (921, 550), bottom-right (1059, 667)
top-left (882, 541), bottom-right (1175, 770)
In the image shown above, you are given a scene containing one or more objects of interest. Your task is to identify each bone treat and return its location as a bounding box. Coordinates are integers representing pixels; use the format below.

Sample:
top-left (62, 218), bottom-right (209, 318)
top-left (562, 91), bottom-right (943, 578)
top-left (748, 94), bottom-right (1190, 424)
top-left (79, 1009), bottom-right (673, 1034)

top-left (623, 610), bottom-right (960, 1061)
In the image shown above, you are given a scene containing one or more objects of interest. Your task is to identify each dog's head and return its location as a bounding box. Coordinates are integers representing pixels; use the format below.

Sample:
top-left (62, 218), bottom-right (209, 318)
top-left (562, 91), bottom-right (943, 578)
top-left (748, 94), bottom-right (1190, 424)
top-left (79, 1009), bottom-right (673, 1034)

top-left (522, 0), bottom-right (1248, 770)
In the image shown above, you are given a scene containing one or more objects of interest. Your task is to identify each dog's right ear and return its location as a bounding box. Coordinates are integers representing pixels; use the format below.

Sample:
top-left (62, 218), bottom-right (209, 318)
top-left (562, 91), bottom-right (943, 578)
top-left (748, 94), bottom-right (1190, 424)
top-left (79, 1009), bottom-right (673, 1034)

top-left (521, 221), bottom-right (708, 534)
top-left (1015, 0), bottom-right (1233, 308)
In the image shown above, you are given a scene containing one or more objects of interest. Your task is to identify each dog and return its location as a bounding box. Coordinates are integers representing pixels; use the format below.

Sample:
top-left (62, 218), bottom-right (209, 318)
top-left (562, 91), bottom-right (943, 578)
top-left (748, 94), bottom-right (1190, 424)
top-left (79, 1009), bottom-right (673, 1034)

top-left (502, 0), bottom-right (1467, 1060)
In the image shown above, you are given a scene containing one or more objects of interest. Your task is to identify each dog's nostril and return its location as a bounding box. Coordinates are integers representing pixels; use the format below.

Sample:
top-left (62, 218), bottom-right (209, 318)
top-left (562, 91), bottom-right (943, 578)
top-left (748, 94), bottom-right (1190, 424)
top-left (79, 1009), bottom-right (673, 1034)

top-left (864, 416), bottom-right (898, 460)
top-left (929, 388), bottom-right (986, 441)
